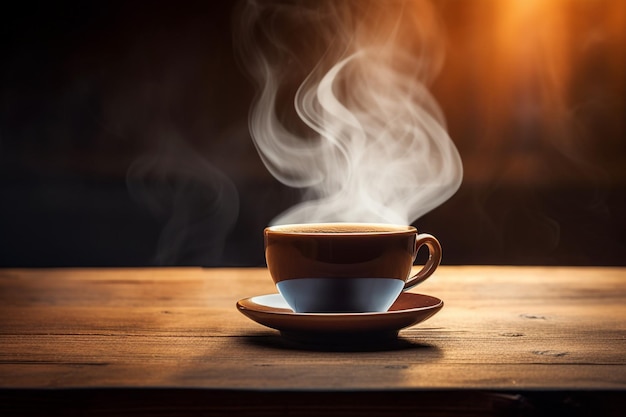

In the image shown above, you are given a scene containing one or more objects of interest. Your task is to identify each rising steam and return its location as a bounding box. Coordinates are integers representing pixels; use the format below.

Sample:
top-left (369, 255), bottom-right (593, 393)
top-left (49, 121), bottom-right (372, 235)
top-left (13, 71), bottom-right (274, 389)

top-left (236, 0), bottom-right (462, 225)
top-left (127, 133), bottom-right (239, 265)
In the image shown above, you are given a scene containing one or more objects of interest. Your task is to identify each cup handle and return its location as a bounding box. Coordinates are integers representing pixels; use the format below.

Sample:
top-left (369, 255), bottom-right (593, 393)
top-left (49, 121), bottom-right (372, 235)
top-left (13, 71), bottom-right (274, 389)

top-left (403, 233), bottom-right (442, 291)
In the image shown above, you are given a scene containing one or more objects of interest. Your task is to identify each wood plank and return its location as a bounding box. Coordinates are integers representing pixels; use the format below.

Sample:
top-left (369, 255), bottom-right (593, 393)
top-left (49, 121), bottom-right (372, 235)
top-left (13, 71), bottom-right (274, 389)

top-left (2, 300), bottom-right (624, 336)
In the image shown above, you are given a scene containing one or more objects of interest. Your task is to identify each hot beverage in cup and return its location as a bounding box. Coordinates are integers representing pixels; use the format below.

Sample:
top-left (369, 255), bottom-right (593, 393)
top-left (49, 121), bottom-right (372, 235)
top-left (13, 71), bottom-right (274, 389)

top-left (264, 223), bottom-right (442, 313)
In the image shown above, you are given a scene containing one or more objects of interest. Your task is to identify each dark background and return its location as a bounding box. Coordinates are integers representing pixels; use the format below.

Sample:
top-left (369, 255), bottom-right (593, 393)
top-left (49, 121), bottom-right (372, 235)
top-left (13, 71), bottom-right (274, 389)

top-left (1, 1), bottom-right (624, 267)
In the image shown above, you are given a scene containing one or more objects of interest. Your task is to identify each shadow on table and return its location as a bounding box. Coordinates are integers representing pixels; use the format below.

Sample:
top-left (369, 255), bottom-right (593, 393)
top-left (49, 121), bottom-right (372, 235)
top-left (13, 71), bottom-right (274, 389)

top-left (239, 332), bottom-right (445, 354)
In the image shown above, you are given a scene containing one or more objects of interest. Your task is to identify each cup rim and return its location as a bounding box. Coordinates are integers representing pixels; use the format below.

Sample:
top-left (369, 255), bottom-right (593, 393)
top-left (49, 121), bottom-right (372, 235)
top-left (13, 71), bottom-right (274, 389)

top-left (265, 222), bottom-right (417, 236)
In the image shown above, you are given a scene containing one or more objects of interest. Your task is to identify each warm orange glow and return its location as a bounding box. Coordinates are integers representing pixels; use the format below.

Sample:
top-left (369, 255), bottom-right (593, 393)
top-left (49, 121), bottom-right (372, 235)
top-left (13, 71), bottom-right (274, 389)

top-left (434, 0), bottom-right (626, 186)
top-left (492, 0), bottom-right (570, 95)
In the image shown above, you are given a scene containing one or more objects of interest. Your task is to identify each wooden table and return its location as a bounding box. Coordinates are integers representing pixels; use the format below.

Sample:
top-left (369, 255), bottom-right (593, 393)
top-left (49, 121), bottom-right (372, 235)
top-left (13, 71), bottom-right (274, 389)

top-left (1, 266), bottom-right (625, 416)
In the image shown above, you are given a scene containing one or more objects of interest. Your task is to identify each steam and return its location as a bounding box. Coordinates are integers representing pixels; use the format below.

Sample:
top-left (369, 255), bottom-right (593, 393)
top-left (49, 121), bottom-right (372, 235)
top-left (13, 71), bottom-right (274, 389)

top-left (236, 0), bottom-right (462, 225)
top-left (127, 134), bottom-right (239, 265)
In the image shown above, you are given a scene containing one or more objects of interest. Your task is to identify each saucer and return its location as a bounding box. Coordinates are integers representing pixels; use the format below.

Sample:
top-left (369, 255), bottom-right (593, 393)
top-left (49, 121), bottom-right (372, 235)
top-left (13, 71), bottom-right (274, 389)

top-left (236, 292), bottom-right (443, 344)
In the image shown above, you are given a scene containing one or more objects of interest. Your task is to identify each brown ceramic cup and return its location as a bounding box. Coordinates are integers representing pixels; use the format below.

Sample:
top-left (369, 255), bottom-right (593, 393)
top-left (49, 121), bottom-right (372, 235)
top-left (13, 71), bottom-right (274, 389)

top-left (264, 223), bottom-right (442, 313)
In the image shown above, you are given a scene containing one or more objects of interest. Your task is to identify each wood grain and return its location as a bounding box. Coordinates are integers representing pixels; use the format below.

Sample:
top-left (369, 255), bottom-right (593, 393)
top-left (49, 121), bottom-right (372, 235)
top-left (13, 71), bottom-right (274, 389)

top-left (1, 266), bottom-right (625, 415)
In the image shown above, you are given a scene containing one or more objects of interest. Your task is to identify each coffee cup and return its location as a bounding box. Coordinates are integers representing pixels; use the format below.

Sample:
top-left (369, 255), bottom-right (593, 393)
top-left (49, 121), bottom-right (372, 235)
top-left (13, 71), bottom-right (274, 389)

top-left (264, 223), bottom-right (442, 313)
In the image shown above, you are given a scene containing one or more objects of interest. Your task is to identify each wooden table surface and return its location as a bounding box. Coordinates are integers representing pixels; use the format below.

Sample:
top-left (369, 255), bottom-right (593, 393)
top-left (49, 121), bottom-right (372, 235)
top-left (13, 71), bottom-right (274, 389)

top-left (1, 266), bottom-right (625, 416)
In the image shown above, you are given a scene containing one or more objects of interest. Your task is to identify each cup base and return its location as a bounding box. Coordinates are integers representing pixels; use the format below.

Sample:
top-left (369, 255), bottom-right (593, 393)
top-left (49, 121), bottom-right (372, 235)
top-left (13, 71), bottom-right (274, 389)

top-left (276, 277), bottom-right (404, 313)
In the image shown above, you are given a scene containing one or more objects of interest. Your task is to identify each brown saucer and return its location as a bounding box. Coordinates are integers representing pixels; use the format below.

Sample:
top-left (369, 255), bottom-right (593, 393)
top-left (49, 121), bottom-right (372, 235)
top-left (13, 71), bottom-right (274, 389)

top-left (236, 292), bottom-right (443, 344)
